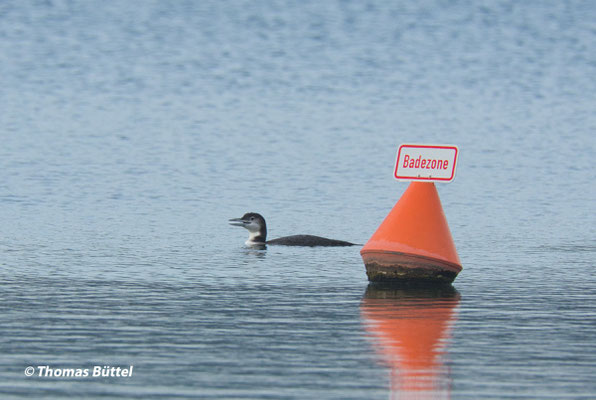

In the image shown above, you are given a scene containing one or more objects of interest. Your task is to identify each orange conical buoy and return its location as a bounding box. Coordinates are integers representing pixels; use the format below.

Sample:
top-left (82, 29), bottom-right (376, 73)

top-left (361, 182), bottom-right (462, 283)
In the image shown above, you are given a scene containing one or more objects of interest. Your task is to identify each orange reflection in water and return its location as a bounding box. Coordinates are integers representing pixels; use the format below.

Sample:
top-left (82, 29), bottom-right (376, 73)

top-left (361, 285), bottom-right (460, 400)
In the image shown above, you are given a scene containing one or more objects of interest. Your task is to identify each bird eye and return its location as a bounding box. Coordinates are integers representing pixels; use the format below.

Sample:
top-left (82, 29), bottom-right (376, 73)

top-left (250, 217), bottom-right (255, 221)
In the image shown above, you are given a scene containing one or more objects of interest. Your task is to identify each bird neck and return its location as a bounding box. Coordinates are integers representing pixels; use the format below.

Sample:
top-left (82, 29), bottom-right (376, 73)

top-left (247, 227), bottom-right (267, 245)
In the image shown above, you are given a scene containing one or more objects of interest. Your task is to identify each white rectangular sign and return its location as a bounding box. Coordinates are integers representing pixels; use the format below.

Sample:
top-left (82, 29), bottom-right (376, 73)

top-left (394, 144), bottom-right (458, 182)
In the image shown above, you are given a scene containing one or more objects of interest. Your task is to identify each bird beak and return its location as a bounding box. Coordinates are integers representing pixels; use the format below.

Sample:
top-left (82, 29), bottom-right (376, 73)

top-left (228, 217), bottom-right (246, 227)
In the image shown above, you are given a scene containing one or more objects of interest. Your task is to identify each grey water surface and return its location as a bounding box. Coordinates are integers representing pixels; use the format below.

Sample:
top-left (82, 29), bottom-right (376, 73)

top-left (1, 1), bottom-right (595, 399)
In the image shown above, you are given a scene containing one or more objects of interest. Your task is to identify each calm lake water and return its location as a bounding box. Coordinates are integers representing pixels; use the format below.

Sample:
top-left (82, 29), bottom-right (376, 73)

top-left (1, 0), bottom-right (595, 398)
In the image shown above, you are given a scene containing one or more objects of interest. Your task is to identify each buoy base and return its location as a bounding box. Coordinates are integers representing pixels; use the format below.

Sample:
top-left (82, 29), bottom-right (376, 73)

top-left (362, 251), bottom-right (461, 284)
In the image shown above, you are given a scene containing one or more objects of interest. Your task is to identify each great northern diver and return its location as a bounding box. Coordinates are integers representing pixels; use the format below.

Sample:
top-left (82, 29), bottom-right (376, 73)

top-left (229, 212), bottom-right (358, 247)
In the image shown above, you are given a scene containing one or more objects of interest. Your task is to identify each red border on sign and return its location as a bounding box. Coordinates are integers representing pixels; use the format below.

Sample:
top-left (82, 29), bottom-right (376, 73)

top-left (394, 144), bottom-right (458, 182)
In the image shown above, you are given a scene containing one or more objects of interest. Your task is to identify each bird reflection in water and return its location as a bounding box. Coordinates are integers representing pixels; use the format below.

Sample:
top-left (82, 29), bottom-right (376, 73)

top-left (361, 284), bottom-right (460, 400)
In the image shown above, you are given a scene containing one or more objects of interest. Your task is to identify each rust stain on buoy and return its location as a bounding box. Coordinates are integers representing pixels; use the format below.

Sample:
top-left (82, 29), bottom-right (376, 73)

top-left (361, 181), bottom-right (462, 283)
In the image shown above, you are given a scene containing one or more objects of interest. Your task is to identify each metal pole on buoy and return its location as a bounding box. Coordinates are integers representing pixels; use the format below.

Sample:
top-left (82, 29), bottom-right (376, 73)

top-left (361, 144), bottom-right (462, 284)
